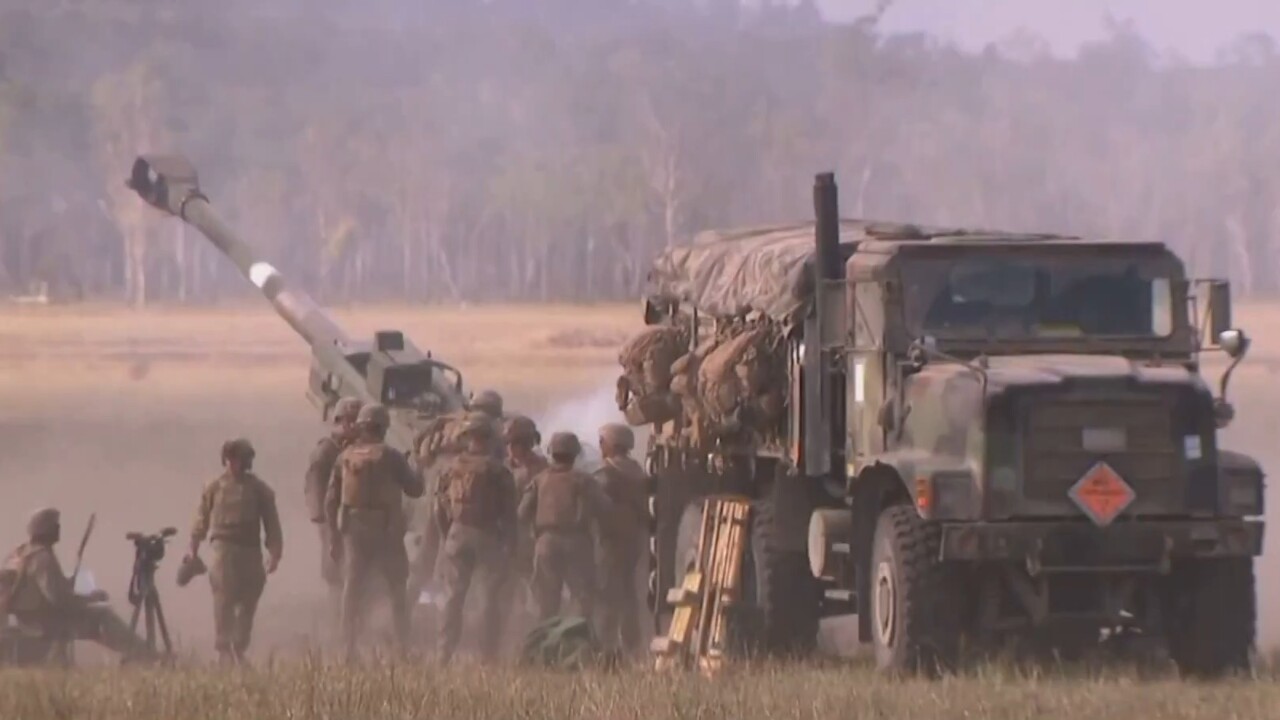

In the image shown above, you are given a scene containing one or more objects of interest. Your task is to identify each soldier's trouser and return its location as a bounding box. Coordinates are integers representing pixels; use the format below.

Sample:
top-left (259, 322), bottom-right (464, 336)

top-left (406, 502), bottom-right (442, 603)
top-left (531, 530), bottom-right (595, 622)
top-left (339, 512), bottom-right (410, 656)
top-left (208, 541), bottom-right (267, 659)
top-left (25, 604), bottom-right (153, 660)
top-left (598, 543), bottom-right (643, 654)
top-left (318, 522), bottom-right (342, 589)
top-left (436, 524), bottom-right (508, 663)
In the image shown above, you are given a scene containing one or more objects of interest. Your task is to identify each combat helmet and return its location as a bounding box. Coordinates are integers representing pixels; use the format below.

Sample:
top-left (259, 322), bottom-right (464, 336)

top-left (357, 402), bottom-right (391, 431)
top-left (549, 432), bottom-right (582, 459)
top-left (599, 423), bottom-right (635, 452)
top-left (457, 411), bottom-right (495, 442)
top-left (221, 438), bottom-right (256, 464)
top-left (333, 397), bottom-right (363, 424)
top-left (470, 390), bottom-right (504, 419)
top-left (504, 415), bottom-right (541, 446)
top-left (26, 507), bottom-right (60, 542)
top-left (176, 554), bottom-right (207, 588)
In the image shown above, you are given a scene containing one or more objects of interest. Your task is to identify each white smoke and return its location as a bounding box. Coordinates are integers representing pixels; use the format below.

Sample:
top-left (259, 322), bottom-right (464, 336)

top-left (533, 380), bottom-right (631, 474)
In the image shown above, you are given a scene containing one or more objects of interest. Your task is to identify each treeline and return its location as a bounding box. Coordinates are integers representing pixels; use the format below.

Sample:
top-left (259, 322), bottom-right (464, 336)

top-left (1, 1), bottom-right (1278, 305)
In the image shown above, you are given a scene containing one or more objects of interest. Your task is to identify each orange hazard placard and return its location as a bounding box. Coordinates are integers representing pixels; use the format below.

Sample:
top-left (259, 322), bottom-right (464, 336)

top-left (1067, 461), bottom-right (1136, 527)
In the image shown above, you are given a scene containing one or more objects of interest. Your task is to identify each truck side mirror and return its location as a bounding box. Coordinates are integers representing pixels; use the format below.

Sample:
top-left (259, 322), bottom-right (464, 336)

top-left (1219, 329), bottom-right (1249, 360)
top-left (1201, 280), bottom-right (1232, 345)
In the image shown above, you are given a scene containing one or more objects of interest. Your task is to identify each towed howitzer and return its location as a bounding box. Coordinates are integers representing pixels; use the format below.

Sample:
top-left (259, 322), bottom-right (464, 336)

top-left (125, 154), bottom-right (469, 453)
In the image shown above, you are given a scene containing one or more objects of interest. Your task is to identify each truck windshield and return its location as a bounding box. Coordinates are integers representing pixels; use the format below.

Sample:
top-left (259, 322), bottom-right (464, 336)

top-left (905, 257), bottom-right (1174, 340)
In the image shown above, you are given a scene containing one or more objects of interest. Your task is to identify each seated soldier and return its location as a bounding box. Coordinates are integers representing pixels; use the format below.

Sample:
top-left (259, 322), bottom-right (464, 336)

top-left (1, 508), bottom-right (154, 664)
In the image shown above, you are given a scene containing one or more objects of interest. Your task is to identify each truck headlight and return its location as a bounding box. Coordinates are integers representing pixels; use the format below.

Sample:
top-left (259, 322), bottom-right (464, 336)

top-left (1220, 470), bottom-right (1265, 517)
top-left (930, 471), bottom-right (977, 519)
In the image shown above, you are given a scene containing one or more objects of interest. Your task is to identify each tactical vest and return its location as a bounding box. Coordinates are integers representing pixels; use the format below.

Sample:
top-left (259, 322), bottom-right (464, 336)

top-left (211, 474), bottom-right (266, 545)
top-left (339, 443), bottom-right (403, 512)
top-left (443, 454), bottom-right (502, 529)
top-left (599, 458), bottom-right (648, 546)
top-left (510, 455), bottom-right (549, 498)
top-left (534, 469), bottom-right (587, 532)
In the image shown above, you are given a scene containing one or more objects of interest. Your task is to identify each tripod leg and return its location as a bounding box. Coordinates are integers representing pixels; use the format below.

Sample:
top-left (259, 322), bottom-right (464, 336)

top-left (129, 596), bottom-right (144, 635)
top-left (150, 589), bottom-right (174, 656)
top-left (145, 594), bottom-right (157, 653)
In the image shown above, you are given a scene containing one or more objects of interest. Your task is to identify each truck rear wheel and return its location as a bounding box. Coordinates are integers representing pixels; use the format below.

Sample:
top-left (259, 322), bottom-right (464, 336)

top-left (1165, 557), bottom-right (1255, 678)
top-left (672, 496), bottom-right (820, 656)
top-left (870, 505), bottom-right (960, 674)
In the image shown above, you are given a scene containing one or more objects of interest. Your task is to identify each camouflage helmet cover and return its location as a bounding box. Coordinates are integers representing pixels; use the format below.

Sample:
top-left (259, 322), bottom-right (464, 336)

top-left (548, 432), bottom-right (582, 458)
top-left (504, 415), bottom-right (541, 445)
top-left (457, 411), bottom-right (495, 441)
top-left (333, 397), bottom-right (363, 423)
top-left (357, 402), bottom-right (391, 430)
top-left (599, 423), bottom-right (635, 451)
top-left (221, 438), bottom-right (256, 462)
top-left (470, 389), bottom-right (504, 417)
top-left (26, 507), bottom-right (60, 540)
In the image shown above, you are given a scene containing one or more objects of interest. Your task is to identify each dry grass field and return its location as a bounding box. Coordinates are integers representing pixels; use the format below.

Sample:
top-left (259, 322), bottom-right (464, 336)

top-left (3, 300), bottom-right (1280, 718)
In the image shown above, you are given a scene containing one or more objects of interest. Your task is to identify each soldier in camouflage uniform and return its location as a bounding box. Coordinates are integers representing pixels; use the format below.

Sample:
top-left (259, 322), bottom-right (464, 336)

top-left (188, 438), bottom-right (283, 665)
top-left (433, 413), bottom-right (518, 664)
top-left (326, 402), bottom-right (424, 659)
top-left (504, 415), bottom-right (547, 588)
top-left (407, 389), bottom-right (506, 601)
top-left (305, 397), bottom-right (363, 597)
top-left (518, 432), bottom-right (614, 623)
top-left (592, 423), bottom-right (650, 657)
top-left (1, 508), bottom-right (153, 664)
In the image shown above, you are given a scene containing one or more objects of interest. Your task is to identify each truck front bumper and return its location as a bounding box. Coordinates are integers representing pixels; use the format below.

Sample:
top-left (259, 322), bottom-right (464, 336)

top-left (939, 519), bottom-right (1263, 572)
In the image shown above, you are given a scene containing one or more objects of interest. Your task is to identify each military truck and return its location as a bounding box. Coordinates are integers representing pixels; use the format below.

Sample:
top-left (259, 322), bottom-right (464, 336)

top-left (620, 173), bottom-right (1265, 676)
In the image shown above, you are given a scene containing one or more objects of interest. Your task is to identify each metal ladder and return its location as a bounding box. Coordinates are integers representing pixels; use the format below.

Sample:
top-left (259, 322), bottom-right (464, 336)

top-left (651, 495), bottom-right (751, 674)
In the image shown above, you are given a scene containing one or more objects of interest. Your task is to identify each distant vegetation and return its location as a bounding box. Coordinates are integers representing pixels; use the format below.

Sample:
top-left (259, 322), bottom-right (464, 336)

top-left (1, 1), bottom-right (1278, 305)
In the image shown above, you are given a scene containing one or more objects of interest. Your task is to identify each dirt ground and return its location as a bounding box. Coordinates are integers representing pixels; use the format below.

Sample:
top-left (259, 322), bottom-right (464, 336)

top-left (1, 301), bottom-right (1278, 664)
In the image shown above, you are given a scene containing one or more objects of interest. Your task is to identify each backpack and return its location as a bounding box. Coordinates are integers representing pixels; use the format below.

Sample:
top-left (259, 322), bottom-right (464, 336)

top-left (695, 325), bottom-right (783, 439)
top-left (617, 326), bottom-right (687, 424)
top-left (519, 615), bottom-right (599, 670)
top-left (443, 455), bottom-right (499, 527)
top-left (0, 548), bottom-right (30, 620)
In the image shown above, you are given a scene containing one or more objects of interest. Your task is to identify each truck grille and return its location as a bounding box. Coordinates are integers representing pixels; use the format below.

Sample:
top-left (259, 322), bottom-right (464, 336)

top-left (1022, 392), bottom-right (1183, 515)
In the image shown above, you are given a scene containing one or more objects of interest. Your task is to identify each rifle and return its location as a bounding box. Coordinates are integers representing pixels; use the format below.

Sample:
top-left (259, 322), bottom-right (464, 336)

top-left (70, 513), bottom-right (96, 584)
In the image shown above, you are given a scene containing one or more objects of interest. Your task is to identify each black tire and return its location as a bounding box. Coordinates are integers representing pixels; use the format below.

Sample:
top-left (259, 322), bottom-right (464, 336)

top-left (1165, 557), bottom-right (1255, 678)
top-left (746, 492), bottom-right (820, 656)
top-left (870, 504), bottom-right (960, 675)
top-left (672, 496), bottom-right (820, 657)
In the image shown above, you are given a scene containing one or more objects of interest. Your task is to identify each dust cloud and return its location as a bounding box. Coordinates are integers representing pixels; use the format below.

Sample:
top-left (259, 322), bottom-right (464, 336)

top-left (532, 379), bottom-right (639, 474)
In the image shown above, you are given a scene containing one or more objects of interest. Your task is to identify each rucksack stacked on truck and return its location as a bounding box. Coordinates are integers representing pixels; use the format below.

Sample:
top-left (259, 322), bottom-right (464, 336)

top-left (625, 174), bottom-right (1265, 677)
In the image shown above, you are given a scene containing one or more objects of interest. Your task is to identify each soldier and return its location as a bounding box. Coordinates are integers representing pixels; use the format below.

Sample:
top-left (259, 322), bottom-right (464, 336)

top-left (518, 432), bottom-right (614, 624)
top-left (592, 423), bottom-right (650, 657)
top-left (1, 508), bottom-right (154, 664)
top-left (433, 412), bottom-right (518, 664)
top-left (188, 438), bottom-right (283, 665)
top-left (407, 391), bottom-right (506, 600)
top-left (305, 397), bottom-right (363, 597)
top-left (504, 415), bottom-right (548, 578)
top-left (326, 402), bottom-right (424, 659)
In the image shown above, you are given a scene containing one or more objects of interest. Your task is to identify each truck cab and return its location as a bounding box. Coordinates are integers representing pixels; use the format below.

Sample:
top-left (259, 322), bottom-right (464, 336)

top-left (628, 174), bottom-right (1264, 677)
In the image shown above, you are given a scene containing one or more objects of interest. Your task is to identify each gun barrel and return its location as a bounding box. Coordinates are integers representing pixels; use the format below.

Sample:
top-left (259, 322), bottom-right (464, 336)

top-left (127, 155), bottom-right (349, 349)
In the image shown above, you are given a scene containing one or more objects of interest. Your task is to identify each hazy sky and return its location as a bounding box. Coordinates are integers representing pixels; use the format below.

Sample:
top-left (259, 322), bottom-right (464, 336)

top-left (819, 0), bottom-right (1280, 62)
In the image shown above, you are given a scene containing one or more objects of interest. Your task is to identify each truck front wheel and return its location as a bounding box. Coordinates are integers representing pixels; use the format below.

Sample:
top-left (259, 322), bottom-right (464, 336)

top-left (1164, 557), bottom-right (1255, 678)
top-left (870, 505), bottom-right (960, 674)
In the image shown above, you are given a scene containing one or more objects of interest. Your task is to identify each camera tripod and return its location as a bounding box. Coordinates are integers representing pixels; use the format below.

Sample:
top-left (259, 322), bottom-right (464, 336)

top-left (125, 529), bottom-right (176, 657)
